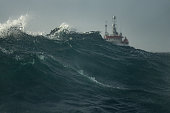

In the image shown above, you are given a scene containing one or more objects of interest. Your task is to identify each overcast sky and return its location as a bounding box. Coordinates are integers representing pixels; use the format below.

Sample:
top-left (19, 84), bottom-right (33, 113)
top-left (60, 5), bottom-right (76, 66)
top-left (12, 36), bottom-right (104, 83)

top-left (0, 0), bottom-right (170, 52)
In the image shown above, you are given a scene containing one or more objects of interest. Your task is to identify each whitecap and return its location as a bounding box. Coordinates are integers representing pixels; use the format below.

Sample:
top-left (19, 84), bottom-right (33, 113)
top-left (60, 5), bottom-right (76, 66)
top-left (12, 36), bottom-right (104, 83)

top-left (0, 14), bottom-right (29, 37)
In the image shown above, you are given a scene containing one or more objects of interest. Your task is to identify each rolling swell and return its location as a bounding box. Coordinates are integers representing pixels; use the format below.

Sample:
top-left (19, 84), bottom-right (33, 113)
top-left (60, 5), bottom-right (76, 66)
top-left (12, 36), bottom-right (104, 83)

top-left (0, 28), bottom-right (170, 113)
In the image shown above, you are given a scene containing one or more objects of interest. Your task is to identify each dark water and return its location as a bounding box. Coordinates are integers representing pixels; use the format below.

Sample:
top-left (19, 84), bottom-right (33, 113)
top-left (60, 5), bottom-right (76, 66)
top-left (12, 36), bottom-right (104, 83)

top-left (0, 28), bottom-right (170, 113)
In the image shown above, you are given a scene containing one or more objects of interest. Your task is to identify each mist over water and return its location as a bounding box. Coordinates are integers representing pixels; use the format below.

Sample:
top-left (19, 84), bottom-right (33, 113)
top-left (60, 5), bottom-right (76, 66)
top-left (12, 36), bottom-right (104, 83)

top-left (0, 15), bottom-right (170, 113)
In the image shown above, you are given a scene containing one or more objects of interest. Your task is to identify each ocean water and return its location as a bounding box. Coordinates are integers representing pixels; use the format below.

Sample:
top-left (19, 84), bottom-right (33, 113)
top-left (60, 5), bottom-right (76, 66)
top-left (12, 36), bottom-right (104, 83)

top-left (0, 21), bottom-right (170, 113)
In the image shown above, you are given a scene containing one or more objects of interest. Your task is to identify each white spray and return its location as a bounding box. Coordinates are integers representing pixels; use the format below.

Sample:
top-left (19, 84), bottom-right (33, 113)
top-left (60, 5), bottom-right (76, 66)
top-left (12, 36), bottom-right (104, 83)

top-left (0, 14), bottom-right (29, 37)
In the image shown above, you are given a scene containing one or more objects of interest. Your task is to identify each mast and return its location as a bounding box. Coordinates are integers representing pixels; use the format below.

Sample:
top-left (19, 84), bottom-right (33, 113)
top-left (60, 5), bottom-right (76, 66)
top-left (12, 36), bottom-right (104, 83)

top-left (105, 21), bottom-right (108, 36)
top-left (112, 16), bottom-right (118, 36)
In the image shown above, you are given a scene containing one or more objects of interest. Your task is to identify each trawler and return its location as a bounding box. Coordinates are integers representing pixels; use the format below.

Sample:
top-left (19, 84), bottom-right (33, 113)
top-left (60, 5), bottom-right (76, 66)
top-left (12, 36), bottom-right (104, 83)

top-left (104, 16), bottom-right (129, 46)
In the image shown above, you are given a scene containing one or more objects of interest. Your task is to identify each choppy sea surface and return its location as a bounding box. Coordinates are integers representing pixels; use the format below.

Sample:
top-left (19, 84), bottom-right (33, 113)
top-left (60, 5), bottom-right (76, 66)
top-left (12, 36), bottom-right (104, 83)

top-left (0, 18), bottom-right (170, 113)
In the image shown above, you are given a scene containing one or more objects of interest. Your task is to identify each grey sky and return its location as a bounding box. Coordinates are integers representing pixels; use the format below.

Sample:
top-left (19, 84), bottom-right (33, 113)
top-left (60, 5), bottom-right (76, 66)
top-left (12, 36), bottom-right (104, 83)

top-left (0, 0), bottom-right (170, 52)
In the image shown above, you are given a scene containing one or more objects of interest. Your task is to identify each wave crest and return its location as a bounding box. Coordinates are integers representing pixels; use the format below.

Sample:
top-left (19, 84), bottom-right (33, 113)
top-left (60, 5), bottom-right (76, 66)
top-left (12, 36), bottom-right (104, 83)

top-left (0, 14), bottom-right (29, 38)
